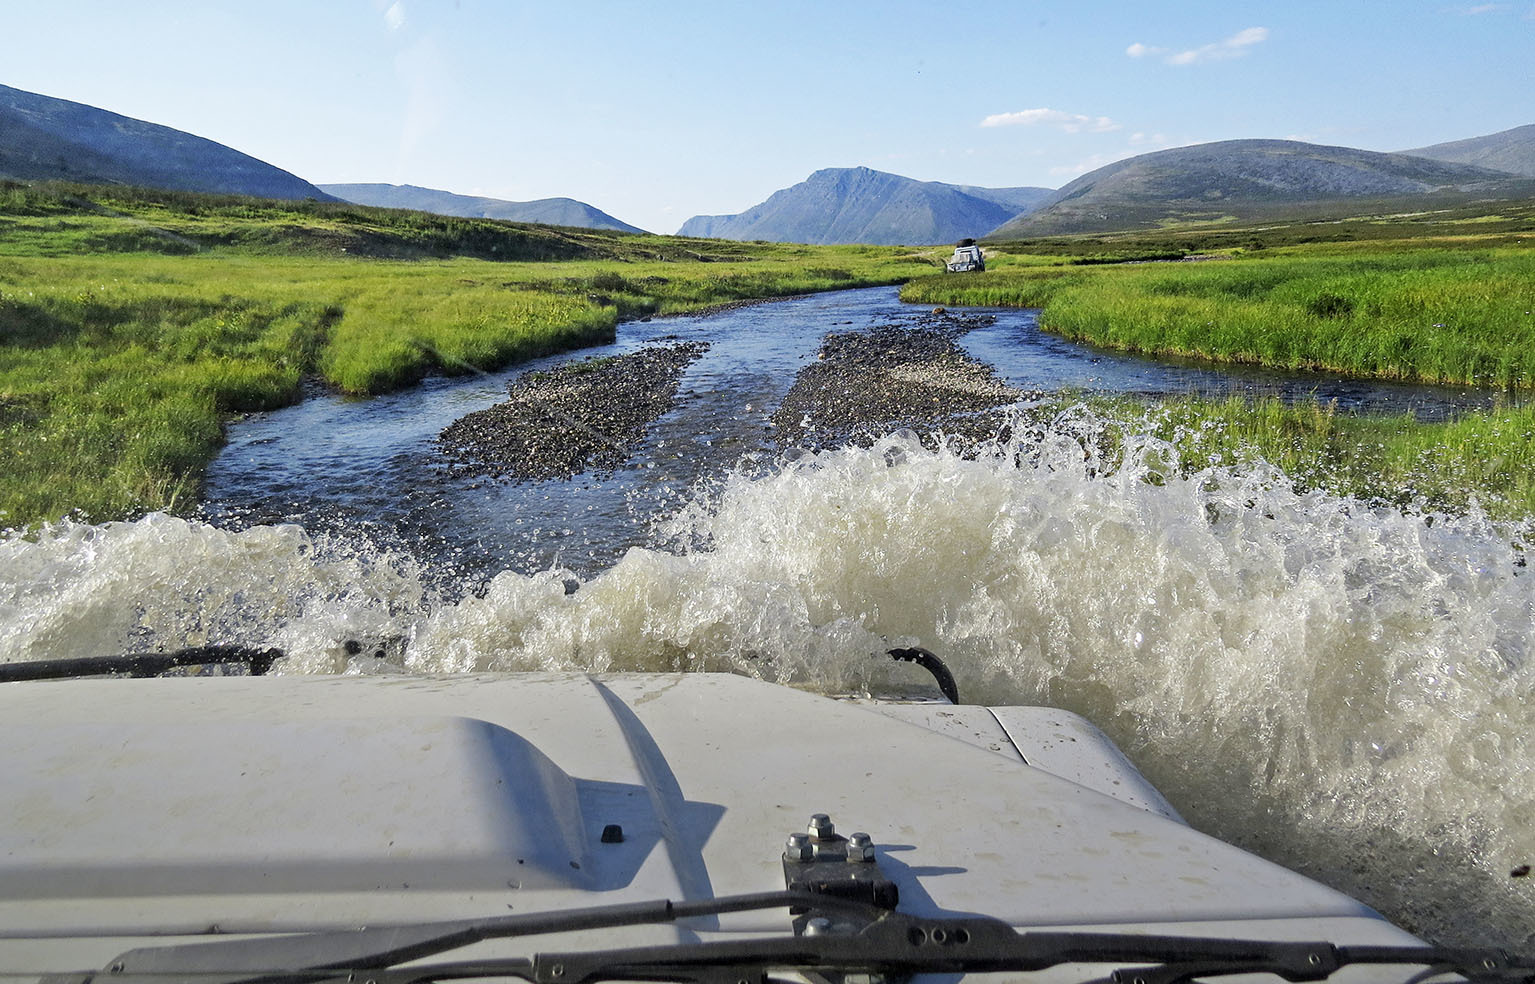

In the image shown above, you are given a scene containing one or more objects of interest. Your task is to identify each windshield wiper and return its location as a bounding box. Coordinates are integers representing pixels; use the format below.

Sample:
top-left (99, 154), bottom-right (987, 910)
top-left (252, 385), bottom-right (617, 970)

top-left (87, 893), bottom-right (1532, 984)
top-left (89, 890), bottom-right (879, 984)
top-left (330, 917), bottom-right (1535, 984)
top-left (79, 816), bottom-right (1535, 984)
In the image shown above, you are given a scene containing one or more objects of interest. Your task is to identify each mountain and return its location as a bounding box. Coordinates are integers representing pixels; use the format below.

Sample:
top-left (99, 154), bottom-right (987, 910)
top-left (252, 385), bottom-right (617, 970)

top-left (319, 183), bottom-right (646, 233)
top-left (988, 139), bottom-right (1531, 238)
top-left (0, 83), bottom-right (333, 200)
top-left (677, 167), bottom-right (1053, 245)
top-left (1399, 124), bottom-right (1535, 178)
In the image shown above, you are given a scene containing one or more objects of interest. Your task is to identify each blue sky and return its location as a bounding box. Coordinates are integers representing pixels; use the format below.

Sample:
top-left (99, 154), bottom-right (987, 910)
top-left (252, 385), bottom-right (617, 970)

top-left (5, 1), bottom-right (1532, 233)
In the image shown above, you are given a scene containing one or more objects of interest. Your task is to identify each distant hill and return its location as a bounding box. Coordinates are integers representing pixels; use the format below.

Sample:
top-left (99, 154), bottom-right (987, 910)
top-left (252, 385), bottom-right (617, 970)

top-left (319, 182), bottom-right (646, 233)
top-left (988, 139), bottom-right (1530, 238)
top-left (1399, 124), bottom-right (1535, 178)
top-left (0, 83), bottom-right (334, 200)
top-left (677, 167), bottom-right (1052, 245)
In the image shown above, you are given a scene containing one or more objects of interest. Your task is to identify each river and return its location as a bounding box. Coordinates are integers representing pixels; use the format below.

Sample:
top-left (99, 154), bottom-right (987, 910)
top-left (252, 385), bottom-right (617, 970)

top-left (1, 287), bottom-right (1531, 949)
top-left (197, 287), bottom-right (1502, 581)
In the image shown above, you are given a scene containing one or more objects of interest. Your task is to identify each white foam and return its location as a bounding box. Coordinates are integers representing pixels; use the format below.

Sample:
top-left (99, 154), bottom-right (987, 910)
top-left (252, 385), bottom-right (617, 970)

top-left (2, 412), bottom-right (1531, 946)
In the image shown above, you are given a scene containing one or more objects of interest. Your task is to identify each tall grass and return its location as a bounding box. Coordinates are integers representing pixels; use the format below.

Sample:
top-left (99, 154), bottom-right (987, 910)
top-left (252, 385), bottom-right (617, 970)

top-left (1130, 397), bottom-right (1535, 521)
top-left (903, 249), bottom-right (1535, 389)
top-left (1004, 395), bottom-right (1535, 523)
top-left (0, 186), bottom-right (925, 526)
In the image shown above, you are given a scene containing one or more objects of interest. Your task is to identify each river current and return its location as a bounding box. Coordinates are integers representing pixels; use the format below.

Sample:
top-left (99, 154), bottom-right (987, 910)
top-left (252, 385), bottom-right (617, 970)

top-left (1, 287), bottom-right (1531, 948)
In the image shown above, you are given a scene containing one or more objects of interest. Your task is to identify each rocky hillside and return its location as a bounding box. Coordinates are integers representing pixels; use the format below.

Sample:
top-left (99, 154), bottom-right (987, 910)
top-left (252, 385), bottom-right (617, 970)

top-left (0, 83), bottom-right (333, 200)
top-left (1400, 124), bottom-right (1535, 178)
top-left (678, 167), bottom-right (1051, 245)
top-left (319, 183), bottom-right (646, 233)
top-left (988, 139), bottom-right (1529, 238)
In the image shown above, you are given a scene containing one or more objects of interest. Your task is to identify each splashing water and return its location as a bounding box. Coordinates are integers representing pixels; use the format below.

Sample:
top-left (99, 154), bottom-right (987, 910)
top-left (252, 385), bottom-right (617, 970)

top-left (2, 411), bottom-right (1532, 947)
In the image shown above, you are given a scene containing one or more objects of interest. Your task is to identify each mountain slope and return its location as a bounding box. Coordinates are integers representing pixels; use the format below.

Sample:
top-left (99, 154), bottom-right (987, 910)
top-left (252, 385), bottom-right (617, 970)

top-left (677, 167), bottom-right (1052, 245)
top-left (319, 183), bottom-right (646, 233)
top-left (0, 83), bottom-right (334, 200)
top-left (1399, 124), bottom-right (1535, 178)
top-left (989, 139), bottom-right (1530, 238)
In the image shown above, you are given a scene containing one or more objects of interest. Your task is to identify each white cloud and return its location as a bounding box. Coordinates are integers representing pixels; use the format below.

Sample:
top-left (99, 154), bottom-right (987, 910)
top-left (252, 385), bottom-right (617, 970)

top-left (980, 107), bottom-right (1121, 133)
top-left (1459, 3), bottom-right (1509, 12)
top-left (1128, 26), bottom-right (1269, 66)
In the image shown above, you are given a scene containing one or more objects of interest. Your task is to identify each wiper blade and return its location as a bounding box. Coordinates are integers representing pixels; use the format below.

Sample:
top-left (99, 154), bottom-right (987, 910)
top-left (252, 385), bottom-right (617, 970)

top-left (460, 918), bottom-right (1534, 984)
top-left (97, 896), bottom-right (1534, 984)
top-left (0, 645), bottom-right (282, 682)
top-left (100, 890), bottom-right (881, 984)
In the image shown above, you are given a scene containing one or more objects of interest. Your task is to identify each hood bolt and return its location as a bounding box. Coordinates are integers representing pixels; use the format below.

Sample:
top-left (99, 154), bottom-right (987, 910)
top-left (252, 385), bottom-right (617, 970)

top-left (846, 831), bottom-right (875, 862)
top-left (785, 831), bottom-right (813, 861)
top-left (807, 813), bottom-right (835, 840)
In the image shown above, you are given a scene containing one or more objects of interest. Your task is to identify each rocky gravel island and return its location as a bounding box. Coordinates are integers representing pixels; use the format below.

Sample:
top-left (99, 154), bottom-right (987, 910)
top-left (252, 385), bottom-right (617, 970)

top-left (439, 308), bottom-right (1035, 481)
top-left (439, 341), bottom-right (709, 481)
top-left (771, 309), bottom-right (1030, 450)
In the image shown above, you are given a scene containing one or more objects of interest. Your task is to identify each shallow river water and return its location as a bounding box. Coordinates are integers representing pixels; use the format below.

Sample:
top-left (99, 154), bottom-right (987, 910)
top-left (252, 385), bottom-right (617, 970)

top-left (2, 287), bottom-right (1531, 949)
top-left (199, 287), bottom-right (1502, 581)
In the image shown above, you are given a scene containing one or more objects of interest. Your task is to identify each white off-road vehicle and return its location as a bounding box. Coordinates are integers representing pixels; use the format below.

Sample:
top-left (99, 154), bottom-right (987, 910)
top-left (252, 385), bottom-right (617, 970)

top-left (946, 239), bottom-right (986, 273)
top-left (0, 650), bottom-right (1522, 983)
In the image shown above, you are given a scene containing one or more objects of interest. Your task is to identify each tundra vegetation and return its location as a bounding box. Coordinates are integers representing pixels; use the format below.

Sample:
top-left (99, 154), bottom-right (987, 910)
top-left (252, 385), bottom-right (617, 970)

top-left (2, 180), bottom-right (1532, 528)
top-left (0, 182), bottom-right (918, 525)
top-left (906, 203), bottom-right (1535, 520)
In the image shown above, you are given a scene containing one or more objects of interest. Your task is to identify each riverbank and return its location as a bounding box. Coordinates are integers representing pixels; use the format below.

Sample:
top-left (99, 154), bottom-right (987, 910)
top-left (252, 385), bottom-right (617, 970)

top-left (0, 183), bottom-right (927, 528)
top-left (1008, 394), bottom-right (1535, 522)
top-left (903, 244), bottom-right (1535, 389)
top-left (901, 237), bottom-right (1535, 521)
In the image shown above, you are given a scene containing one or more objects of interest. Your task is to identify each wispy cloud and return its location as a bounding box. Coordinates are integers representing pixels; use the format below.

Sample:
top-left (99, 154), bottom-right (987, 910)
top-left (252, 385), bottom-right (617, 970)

top-left (1456, 2), bottom-right (1509, 12)
top-left (1128, 26), bottom-right (1269, 66)
top-left (980, 107), bottom-right (1121, 133)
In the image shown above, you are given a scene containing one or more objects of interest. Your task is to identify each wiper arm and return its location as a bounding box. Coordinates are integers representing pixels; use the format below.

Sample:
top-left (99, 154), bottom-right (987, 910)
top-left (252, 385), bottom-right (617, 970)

top-left (101, 901), bottom-right (1534, 984)
top-left (461, 917), bottom-right (1533, 984)
top-left (99, 890), bottom-right (883, 984)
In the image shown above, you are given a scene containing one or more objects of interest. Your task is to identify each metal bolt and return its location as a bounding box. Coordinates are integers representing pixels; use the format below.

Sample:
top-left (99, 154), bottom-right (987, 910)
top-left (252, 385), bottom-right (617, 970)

top-left (846, 832), bottom-right (875, 862)
top-left (807, 813), bottom-right (835, 839)
top-left (804, 916), bottom-right (832, 936)
top-left (785, 831), bottom-right (813, 861)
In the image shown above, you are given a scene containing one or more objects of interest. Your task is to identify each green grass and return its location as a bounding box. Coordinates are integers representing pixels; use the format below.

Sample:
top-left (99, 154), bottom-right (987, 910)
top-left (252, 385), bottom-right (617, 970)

top-left (1076, 396), bottom-right (1535, 522)
top-left (905, 220), bottom-right (1535, 521)
top-left (903, 247), bottom-right (1535, 389)
top-left (5, 180), bottom-right (1534, 529)
top-left (0, 183), bottom-right (925, 526)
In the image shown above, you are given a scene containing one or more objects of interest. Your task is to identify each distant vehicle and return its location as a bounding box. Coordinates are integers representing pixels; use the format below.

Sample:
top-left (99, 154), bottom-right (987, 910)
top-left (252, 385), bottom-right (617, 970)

top-left (946, 237), bottom-right (985, 272)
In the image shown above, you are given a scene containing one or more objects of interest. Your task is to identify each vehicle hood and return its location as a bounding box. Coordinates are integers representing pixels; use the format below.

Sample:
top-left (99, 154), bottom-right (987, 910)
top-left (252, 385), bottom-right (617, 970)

top-left (0, 673), bottom-right (1418, 954)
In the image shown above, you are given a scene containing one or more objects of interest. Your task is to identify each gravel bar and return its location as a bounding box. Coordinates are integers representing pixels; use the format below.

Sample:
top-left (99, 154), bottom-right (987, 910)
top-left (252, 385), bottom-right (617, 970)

top-left (439, 342), bottom-right (709, 481)
top-left (771, 310), bottom-right (1035, 450)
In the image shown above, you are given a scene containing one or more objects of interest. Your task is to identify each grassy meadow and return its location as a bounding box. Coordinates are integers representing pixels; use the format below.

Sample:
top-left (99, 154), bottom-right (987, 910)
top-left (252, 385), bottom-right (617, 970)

top-left (1036, 395), bottom-right (1535, 522)
top-left (902, 216), bottom-right (1535, 522)
top-left (909, 242), bottom-right (1535, 520)
top-left (903, 244), bottom-right (1535, 388)
top-left (3, 179), bottom-right (1533, 530)
top-left (0, 182), bottom-right (923, 525)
